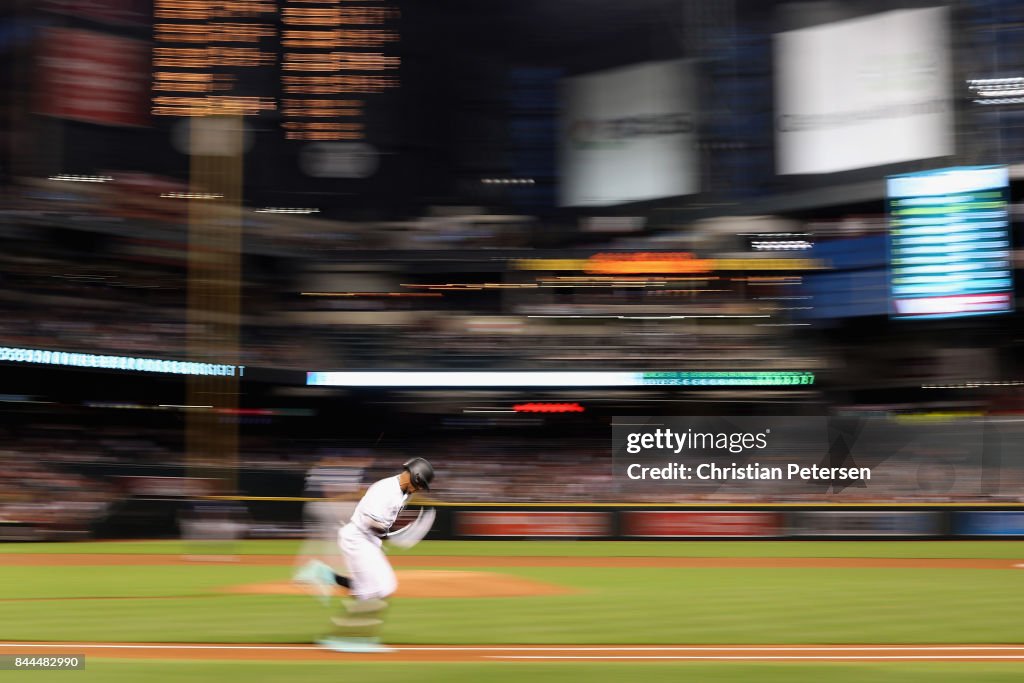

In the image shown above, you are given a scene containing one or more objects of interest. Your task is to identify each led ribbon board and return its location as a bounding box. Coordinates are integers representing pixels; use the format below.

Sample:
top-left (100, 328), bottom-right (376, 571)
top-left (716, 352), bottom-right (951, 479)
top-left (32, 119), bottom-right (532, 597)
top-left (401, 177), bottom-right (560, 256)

top-left (0, 346), bottom-right (241, 376)
top-left (306, 371), bottom-right (814, 387)
top-left (888, 165), bottom-right (1013, 319)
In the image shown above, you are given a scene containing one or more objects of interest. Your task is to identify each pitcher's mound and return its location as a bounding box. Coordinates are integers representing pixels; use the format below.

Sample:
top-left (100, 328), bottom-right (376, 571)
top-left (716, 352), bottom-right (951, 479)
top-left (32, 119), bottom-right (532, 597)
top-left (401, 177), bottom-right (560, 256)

top-left (229, 570), bottom-right (573, 599)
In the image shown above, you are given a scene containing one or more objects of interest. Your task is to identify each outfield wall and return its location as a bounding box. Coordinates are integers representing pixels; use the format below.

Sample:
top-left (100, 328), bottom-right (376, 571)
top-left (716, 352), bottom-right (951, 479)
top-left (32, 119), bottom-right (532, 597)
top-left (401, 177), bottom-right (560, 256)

top-left (437, 507), bottom-right (1020, 540)
top-left (70, 500), bottom-right (1024, 541)
top-left (14, 461), bottom-right (1024, 541)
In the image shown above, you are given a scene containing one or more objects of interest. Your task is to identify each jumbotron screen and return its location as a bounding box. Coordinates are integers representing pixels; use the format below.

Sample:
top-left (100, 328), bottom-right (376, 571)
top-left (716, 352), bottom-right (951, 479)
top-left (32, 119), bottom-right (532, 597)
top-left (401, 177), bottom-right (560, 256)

top-left (887, 165), bottom-right (1013, 319)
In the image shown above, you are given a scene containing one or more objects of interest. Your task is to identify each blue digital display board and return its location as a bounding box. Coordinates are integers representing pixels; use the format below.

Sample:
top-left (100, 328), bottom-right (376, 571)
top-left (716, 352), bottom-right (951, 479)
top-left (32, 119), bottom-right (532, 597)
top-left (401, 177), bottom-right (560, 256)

top-left (887, 165), bottom-right (1013, 319)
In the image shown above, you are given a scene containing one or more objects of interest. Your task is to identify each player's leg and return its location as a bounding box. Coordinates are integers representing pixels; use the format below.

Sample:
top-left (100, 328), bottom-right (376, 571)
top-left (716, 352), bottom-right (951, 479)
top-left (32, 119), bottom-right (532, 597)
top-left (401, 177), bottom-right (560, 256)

top-left (326, 501), bottom-right (357, 581)
top-left (320, 597), bottom-right (394, 652)
top-left (340, 535), bottom-right (397, 602)
top-left (318, 527), bottom-right (397, 652)
top-left (293, 503), bottom-right (359, 601)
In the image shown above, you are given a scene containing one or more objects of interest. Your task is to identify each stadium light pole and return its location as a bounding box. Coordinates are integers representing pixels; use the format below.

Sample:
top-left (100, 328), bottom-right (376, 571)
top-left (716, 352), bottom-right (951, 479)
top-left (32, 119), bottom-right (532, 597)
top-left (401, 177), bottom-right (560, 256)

top-left (185, 115), bottom-right (243, 497)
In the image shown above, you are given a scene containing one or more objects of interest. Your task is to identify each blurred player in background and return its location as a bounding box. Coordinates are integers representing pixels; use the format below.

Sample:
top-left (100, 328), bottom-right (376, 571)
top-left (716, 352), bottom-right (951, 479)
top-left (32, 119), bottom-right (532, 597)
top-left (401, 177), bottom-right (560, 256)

top-left (294, 453), bottom-right (371, 577)
top-left (295, 457), bottom-right (435, 653)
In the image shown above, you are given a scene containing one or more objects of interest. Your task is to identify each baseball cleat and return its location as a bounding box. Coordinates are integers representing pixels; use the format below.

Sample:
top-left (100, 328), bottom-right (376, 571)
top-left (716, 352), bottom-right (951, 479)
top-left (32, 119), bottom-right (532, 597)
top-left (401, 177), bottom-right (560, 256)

top-left (292, 560), bottom-right (336, 605)
top-left (316, 637), bottom-right (395, 654)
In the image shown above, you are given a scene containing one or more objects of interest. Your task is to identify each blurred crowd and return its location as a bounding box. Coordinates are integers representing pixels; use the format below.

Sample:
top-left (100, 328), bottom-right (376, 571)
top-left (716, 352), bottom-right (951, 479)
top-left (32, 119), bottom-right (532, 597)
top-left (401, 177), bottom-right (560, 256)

top-left (1, 179), bottom-right (829, 375)
top-left (0, 215), bottom-right (329, 370)
top-left (0, 452), bottom-right (115, 541)
top-left (316, 324), bottom-right (822, 371)
top-left (6, 421), bottom-right (1024, 508)
top-left (0, 170), bottom-right (1021, 544)
top-left (7, 179), bottom-right (534, 255)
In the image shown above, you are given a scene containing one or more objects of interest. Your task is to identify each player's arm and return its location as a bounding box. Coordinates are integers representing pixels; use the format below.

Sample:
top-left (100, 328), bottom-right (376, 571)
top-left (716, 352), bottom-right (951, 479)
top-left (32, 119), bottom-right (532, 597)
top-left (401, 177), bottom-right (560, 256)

top-left (356, 509), bottom-right (393, 536)
top-left (383, 507), bottom-right (435, 548)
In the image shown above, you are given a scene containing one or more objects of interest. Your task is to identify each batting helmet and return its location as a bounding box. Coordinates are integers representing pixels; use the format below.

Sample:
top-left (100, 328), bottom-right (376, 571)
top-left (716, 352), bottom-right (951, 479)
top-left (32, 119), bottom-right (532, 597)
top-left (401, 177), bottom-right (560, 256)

top-left (403, 457), bottom-right (434, 491)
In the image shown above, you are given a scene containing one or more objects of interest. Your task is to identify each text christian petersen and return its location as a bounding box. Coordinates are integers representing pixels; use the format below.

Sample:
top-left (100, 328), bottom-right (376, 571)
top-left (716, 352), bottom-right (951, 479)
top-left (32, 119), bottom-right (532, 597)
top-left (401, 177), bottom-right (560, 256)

top-left (623, 428), bottom-right (871, 481)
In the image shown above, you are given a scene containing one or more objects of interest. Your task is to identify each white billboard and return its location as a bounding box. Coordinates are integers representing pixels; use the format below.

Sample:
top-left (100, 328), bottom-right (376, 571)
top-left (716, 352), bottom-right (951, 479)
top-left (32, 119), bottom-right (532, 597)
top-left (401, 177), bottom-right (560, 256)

top-left (774, 6), bottom-right (953, 175)
top-left (558, 59), bottom-right (698, 206)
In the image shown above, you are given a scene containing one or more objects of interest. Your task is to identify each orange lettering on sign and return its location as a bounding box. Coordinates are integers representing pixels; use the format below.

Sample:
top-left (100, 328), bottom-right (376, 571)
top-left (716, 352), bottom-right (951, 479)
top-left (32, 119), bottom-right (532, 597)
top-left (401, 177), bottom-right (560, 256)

top-left (585, 252), bottom-right (713, 275)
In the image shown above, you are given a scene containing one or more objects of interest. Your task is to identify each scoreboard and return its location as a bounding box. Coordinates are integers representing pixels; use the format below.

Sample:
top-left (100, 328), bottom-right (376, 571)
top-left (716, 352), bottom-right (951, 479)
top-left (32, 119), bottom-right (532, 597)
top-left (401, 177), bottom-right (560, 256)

top-left (152, 0), bottom-right (401, 143)
top-left (887, 165), bottom-right (1013, 319)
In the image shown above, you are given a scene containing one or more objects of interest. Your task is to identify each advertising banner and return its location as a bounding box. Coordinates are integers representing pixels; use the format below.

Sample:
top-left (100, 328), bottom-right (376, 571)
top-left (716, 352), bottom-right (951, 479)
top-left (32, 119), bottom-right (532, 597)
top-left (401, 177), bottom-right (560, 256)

top-left (559, 59), bottom-right (698, 206)
top-left (35, 27), bottom-right (149, 127)
top-left (456, 511), bottom-right (611, 537)
top-left (954, 511), bottom-right (1024, 536)
top-left (39, 0), bottom-right (148, 26)
top-left (787, 510), bottom-right (942, 537)
top-left (621, 511), bottom-right (781, 537)
top-left (775, 6), bottom-right (952, 174)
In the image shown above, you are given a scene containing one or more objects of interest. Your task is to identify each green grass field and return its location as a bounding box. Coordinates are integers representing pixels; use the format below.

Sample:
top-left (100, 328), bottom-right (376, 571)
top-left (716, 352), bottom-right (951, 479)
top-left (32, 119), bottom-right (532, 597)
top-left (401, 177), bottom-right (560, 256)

top-left (3, 540), bottom-right (1024, 682)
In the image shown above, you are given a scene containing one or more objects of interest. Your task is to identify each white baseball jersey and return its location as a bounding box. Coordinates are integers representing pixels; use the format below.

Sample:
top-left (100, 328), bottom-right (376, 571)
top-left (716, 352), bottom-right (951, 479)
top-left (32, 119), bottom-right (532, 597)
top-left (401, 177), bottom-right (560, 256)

top-left (350, 475), bottom-right (409, 544)
top-left (338, 475), bottom-right (408, 600)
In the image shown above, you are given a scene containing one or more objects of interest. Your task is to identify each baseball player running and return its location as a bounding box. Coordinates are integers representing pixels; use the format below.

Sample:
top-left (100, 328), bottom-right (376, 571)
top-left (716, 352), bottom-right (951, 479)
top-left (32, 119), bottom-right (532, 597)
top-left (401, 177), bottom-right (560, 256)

top-left (294, 457), bottom-right (435, 653)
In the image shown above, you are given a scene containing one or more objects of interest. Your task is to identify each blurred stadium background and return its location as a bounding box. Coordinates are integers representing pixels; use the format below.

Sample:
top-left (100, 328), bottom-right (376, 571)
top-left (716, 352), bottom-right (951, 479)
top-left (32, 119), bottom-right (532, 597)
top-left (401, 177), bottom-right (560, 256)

top-left (4, 0), bottom-right (1024, 680)
top-left (3, 0), bottom-right (1024, 539)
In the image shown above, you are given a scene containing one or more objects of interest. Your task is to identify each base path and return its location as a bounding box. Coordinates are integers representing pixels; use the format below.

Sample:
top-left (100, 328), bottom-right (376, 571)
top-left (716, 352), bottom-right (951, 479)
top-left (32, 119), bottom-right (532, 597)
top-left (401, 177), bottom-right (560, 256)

top-left (4, 643), bottom-right (1024, 662)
